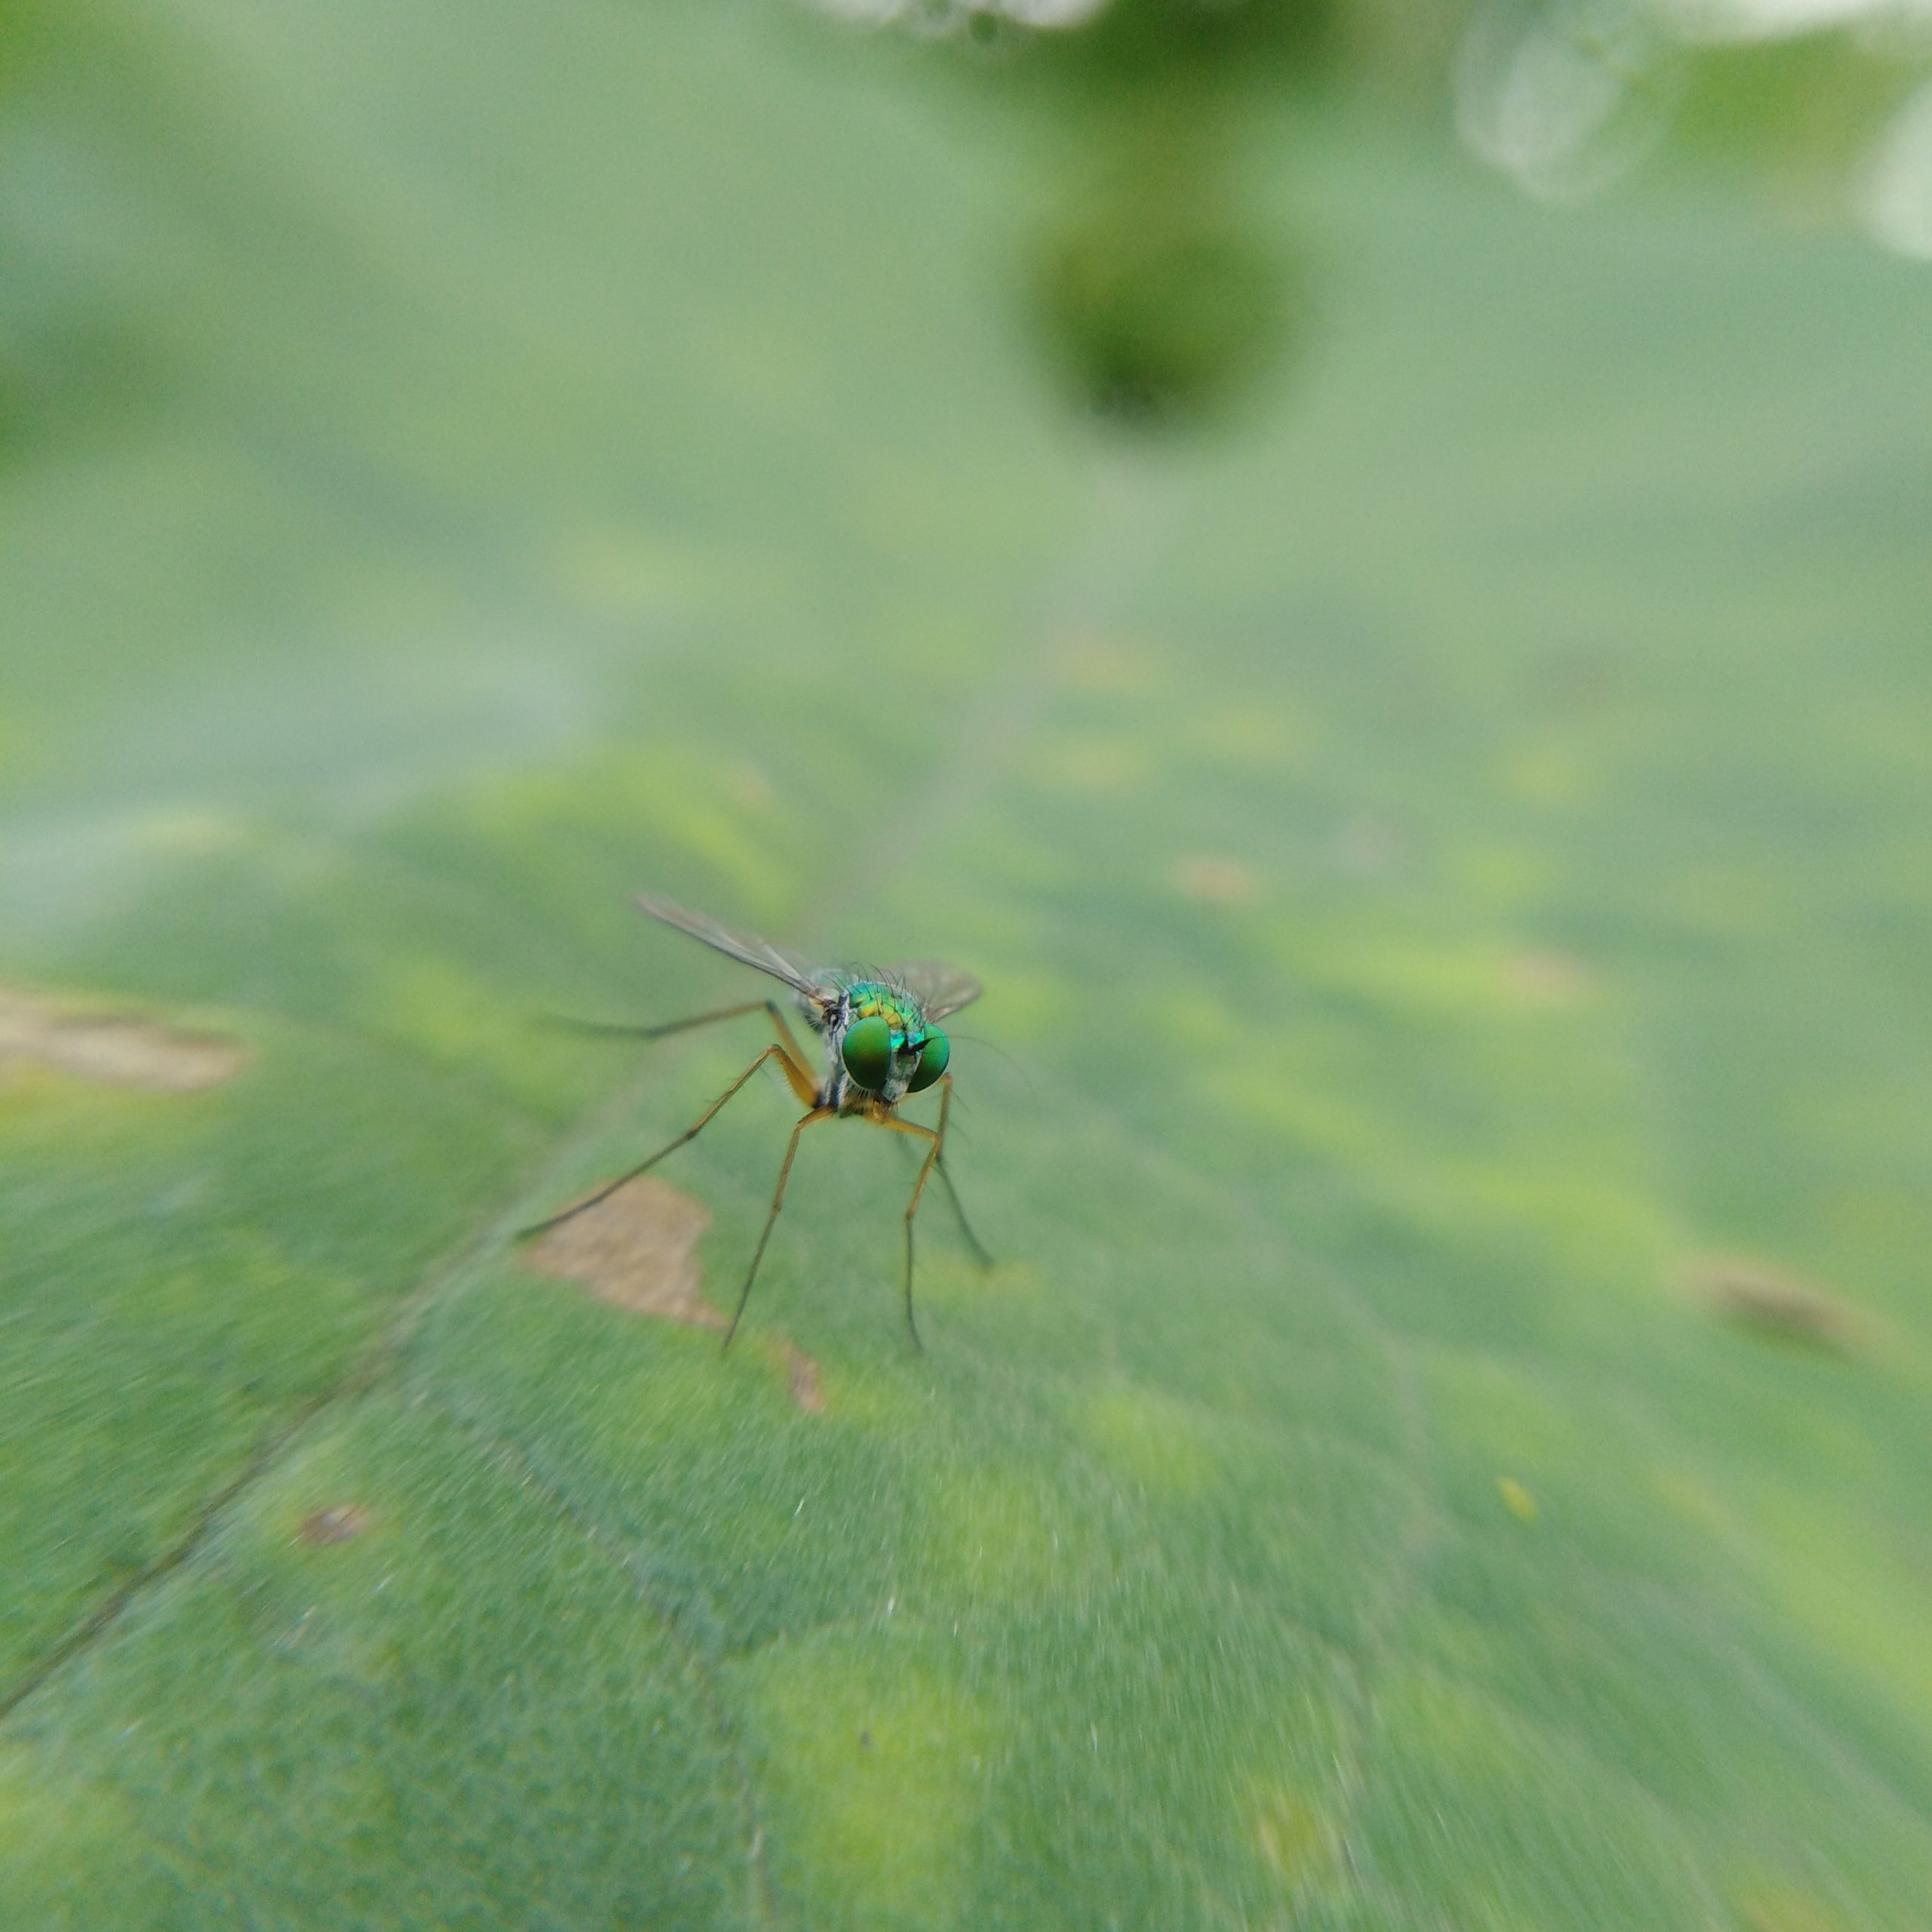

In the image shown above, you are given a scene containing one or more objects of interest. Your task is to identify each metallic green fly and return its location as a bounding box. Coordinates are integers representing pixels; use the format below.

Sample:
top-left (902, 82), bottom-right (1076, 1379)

top-left (523, 895), bottom-right (992, 1351)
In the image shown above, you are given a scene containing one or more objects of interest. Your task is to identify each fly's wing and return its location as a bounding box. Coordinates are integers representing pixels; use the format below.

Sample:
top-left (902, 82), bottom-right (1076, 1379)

top-left (889, 960), bottom-right (983, 1022)
top-left (636, 896), bottom-right (834, 1008)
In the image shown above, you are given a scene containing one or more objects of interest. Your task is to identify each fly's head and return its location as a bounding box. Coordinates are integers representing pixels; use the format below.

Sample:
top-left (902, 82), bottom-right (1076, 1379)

top-left (837, 983), bottom-right (949, 1103)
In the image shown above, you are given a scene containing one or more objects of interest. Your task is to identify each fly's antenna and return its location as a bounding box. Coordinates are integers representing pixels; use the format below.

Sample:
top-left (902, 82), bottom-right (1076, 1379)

top-left (949, 1032), bottom-right (1035, 1101)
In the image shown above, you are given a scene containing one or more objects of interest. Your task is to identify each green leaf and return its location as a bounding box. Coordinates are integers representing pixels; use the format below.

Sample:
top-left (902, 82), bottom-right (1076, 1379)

top-left (4, 2), bottom-right (1930, 1927)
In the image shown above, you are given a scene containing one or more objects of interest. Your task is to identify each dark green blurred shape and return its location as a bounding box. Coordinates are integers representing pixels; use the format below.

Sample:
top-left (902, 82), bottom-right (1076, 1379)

top-left (1026, 0), bottom-right (1334, 79)
top-left (998, 0), bottom-right (1331, 426)
top-left (1032, 191), bottom-right (1295, 423)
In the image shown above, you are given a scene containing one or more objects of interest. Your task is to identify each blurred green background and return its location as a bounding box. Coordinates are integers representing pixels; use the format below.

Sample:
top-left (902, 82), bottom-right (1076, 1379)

top-left (3, 1), bottom-right (1930, 1927)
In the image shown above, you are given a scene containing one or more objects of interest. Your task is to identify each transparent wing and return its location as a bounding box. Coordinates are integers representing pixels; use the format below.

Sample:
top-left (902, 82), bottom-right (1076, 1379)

top-left (889, 960), bottom-right (983, 1022)
top-left (636, 896), bottom-right (832, 1002)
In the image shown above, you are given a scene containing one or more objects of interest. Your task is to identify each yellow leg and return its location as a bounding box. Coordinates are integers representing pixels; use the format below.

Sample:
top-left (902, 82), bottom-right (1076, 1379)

top-left (881, 1103), bottom-right (992, 1269)
top-left (519, 1041), bottom-right (816, 1237)
top-left (725, 1106), bottom-right (835, 1350)
top-left (759, 1007), bottom-right (820, 1107)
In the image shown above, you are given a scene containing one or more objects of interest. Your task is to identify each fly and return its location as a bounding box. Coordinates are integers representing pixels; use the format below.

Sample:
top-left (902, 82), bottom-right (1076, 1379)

top-left (521, 895), bottom-right (992, 1351)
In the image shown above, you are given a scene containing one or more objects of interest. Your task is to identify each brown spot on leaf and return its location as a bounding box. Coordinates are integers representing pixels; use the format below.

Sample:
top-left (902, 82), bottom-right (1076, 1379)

top-left (752, 1334), bottom-right (827, 1413)
top-left (1172, 854), bottom-right (1256, 907)
top-left (524, 1177), bottom-right (721, 1327)
top-left (0, 986), bottom-right (246, 1093)
top-left (785, 1345), bottom-right (825, 1415)
top-left (1681, 1254), bottom-right (1860, 1354)
top-left (526, 1186), bottom-right (831, 1407)
top-left (1503, 950), bottom-right (1591, 1005)
top-left (298, 1505), bottom-right (371, 1546)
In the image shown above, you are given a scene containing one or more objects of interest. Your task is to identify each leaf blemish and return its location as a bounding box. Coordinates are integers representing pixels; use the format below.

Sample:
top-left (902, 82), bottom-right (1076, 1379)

top-left (1497, 1476), bottom-right (1538, 1524)
top-left (784, 1344), bottom-right (826, 1415)
top-left (0, 986), bottom-right (247, 1093)
top-left (1252, 1786), bottom-right (1326, 1884)
top-left (1681, 1254), bottom-right (1861, 1354)
top-left (1172, 854), bottom-right (1257, 906)
top-left (297, 1505), bottom-right (371, 1546)
top-left (525, 1180), bottom-right (828, 1407)
top-left (1503, 949), bottom-right (1592, 1006)
top-left (523, 1177), bottom-right (721, 1329)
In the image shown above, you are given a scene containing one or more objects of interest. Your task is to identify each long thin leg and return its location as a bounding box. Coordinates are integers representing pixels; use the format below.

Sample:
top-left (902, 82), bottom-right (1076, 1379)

top-left (876, 1073), bottom-right (962, 1353)
top-left (518, 1042), bottom-right (814, 1238)
top-left (885, 1131), bottom-right (993, 1270)
top-left (724, 1106), bottom-right (835, 1350)
top-left (542, 998), bottom-right (812, 1068)
top-left (935, 1157), bottom-right (995, 1269)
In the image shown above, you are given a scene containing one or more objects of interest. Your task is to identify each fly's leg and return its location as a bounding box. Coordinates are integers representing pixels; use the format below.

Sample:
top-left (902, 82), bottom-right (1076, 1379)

top-left (935, 1157), bottom-right (994, 1269)
top-left (877, 1072), bottom-right (965, 1353)
top-left (543, 998), bottom-right (814, 1069)
top-left (885, 1122), bottom-right (993, 1271)
top-left (518, 1041), bottom-right (817, 1238)
top-left (725, 1107), bottom-right (835, 1351)
top-left (879, 1118), bottom-right (938, 1354)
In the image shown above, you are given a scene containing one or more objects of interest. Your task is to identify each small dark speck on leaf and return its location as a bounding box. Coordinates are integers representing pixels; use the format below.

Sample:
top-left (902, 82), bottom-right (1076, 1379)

top-left (753, 1336), bottom-right (827, 1414)
top-left (858, 1729), bottom-right (872, 1751)
top-left (784, 1343), bottom-right (826, 1415)
top-left (1681, 1254), bottom-right (1861, 1355)
top-left (299, 1505), bottom-right (371, 1546)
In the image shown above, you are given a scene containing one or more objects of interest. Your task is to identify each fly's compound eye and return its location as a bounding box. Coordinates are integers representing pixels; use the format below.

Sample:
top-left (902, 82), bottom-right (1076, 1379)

top-left (906, 1029), bottom-right (949, 1093)
top-left (840, 1015), bottom-right (894, 1091)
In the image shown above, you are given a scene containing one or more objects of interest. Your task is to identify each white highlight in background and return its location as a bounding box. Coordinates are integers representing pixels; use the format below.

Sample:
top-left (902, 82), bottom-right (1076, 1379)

top-left (1861, 78), bottom-right (1932, 256)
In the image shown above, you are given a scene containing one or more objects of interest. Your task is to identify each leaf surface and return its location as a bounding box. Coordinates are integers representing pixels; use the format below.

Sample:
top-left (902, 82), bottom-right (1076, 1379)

top-left (3, 4), bottom-right (1930, 1927)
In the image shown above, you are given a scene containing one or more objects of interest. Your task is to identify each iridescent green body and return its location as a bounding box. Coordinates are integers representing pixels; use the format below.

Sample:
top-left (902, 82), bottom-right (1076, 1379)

top-left (845, 980), bottom-right (928, 1035)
